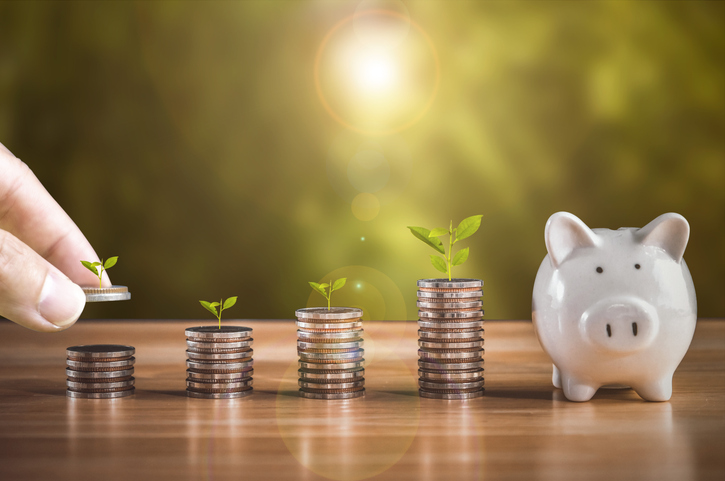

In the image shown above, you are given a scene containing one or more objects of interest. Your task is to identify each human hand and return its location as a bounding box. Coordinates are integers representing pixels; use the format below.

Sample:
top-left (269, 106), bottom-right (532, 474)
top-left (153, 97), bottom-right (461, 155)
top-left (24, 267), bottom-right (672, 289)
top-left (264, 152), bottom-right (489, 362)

top-left (0, 142), bottom-right (108, 331)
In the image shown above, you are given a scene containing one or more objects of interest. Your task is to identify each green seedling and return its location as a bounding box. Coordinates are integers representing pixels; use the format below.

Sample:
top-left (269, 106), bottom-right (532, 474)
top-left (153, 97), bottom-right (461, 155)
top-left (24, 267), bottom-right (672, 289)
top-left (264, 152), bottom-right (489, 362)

top-left (199, 297), bottom-right (238, 329)
top-left (408, 215), bottom-right (483, 281)
top-left (309, 278), bottom-right (347, 310)
top-left (81, 256), bottom-right (118, 288)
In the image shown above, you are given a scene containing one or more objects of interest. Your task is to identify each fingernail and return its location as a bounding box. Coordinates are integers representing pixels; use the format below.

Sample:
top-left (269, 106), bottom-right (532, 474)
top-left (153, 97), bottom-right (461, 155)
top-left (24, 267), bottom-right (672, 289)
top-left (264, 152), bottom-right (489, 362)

top-left (39, 271), bottom-right (86, 327)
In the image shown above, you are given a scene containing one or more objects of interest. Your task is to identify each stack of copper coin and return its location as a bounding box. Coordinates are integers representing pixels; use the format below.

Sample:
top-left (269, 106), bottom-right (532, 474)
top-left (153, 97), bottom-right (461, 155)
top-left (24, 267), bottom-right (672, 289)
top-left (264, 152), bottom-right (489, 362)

top-left (66, 345), bottom-right (136, 399)
top-left (295, 307), bottom-right (365, 400)
top-left (417, 279), bottom-right (485, 399)
top-left (185, 326), bottom-right (254, 399)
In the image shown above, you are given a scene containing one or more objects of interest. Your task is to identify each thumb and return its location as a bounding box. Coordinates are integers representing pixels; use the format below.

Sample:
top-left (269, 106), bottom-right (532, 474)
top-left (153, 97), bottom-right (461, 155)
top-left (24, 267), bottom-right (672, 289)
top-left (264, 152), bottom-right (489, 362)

top-left (0, 228), bottom-right (86, 332)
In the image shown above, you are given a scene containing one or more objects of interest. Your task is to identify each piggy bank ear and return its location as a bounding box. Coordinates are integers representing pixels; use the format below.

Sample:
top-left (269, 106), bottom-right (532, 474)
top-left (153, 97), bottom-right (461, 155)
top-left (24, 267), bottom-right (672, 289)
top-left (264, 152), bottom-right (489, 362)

top-left (636, 213), bottom-right (690, 262)
top-left (545, 212), bottom-right (600, 268)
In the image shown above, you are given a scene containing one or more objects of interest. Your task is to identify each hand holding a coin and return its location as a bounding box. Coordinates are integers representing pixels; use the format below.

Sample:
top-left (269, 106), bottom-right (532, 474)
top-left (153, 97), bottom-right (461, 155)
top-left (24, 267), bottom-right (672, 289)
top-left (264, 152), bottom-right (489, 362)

top-left (0, 142), bottom-right (105, 331)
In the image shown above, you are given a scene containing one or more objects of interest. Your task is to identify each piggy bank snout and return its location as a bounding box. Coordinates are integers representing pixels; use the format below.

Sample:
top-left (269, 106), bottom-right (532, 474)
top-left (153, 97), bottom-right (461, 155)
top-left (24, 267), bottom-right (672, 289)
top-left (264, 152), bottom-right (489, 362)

top-left (580, 298), bottom-right (659, 354)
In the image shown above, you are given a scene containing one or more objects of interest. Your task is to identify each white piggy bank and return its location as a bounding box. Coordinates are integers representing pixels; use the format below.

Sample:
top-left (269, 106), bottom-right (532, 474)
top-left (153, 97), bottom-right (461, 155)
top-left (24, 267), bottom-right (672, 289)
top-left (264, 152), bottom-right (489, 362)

top-left (532, 212), bottom-right (697, 402)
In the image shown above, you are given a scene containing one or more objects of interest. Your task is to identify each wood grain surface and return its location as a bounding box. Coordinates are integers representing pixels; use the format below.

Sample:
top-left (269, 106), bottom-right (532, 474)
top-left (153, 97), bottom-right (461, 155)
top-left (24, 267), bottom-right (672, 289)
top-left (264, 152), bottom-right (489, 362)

top-left (0, 319), bottom-right (723, 481)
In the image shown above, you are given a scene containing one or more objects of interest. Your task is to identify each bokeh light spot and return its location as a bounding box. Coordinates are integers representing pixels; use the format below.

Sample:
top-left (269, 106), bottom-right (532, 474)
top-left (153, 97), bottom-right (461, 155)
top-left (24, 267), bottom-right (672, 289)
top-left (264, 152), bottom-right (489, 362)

top-left (351, 193), bottom-right (380, 221)
top-left (347, 148), bottom-right (390, 193)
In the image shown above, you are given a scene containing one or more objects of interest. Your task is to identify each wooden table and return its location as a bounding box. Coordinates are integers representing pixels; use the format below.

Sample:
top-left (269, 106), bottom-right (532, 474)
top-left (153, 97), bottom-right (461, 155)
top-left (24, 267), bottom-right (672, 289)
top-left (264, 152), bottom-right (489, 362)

top-left (0, 319), bottom-right (723, 481)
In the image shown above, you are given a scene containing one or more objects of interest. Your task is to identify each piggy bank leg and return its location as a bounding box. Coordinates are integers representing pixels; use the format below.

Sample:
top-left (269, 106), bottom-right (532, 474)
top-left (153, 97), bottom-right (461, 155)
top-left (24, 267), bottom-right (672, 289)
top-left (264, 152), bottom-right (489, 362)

top-left (552, 364), bottom-right (562, 389)
top-left (632, 374), bottom-right (673, 402)
top-left (561, 372), bottom-right (598, 402)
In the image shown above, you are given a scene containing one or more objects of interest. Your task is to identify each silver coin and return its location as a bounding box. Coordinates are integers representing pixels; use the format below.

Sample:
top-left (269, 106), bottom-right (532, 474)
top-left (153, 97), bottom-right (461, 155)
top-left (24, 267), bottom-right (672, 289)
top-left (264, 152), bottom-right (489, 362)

top-left (296, 321), bottom-right (363, 330)
top-left (417, 278), bottom-right (483, 289)
top-left (297, 329), bottom-right (363, 340)
top-left (417, 277), bottom-right (483, 288)
top-left (186, 390), bottom-right (253, 399)
top-left (82, 285), bottom-right (131, 303)
top-left (185, 326), bottom-right (253, 340)
top-left (418, 320), bottom-right (484, 329)
top-left (186, 359), bottom-right (254, 371)
top-left (187, 379), bottom-right (253, 390)
top-left (66, 345), bottom-right (135, 359)
top-left (186, 369), bottom-right (253, 381)
top-left (186, 339), bottom-right (253, 350)
top-left (418, 310), bottom-right (484, 320)
top-left (295, 307), bottom-right (363, 320)
top-left (418, 329), bottom-right (483, 340)
top-left (186, 350), bottom-right (252, 361)
top-left (419, 390), bottom-right (484, 400)
top-left (417, 290), bottom-right (483, 299)
top-left (298, 379), bottom-right (365, 390)
top-left (419, 379), bottom-right (485, 390)
top-left (418, 360), bottom-right (484, 371)
top-left (66, 357), bottom-right (136, 370)
top-left (67, 378), bottom-right (135, 390)
top-left (298, 349), bottom-right (364, 361)
top-left (297, 340), bottom-right (364, 350)
top-left (419, 340), bottom-right (484, 349)
top-left (67, 389), bottom-right (135, 399)
top-left (418, 349), bottom-right (483, 360)
top-left (66, 368), bottom-right (135, 379)
top-left (299, 390), bottom-right (365, 400)
top-left (419, 368), bottom-right (484, 381)
top-left (298, 368), bottom-right (364, 380)
top-left (299, 360), bottom-right (364, 370)
top-left (417, 300), bottom-right (483, 310)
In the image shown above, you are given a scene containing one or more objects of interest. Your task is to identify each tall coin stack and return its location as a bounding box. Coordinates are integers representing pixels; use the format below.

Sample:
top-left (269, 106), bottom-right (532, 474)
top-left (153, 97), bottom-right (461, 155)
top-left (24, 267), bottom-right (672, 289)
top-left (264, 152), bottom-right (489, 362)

top-left (295, 307), bottom-right (365, 400)
top-left (66, 345), bottom-right (136, 399)
top-left (185, 326), bottom-right (254, 399)
top-left (417, 278), bottom-right (485, 399)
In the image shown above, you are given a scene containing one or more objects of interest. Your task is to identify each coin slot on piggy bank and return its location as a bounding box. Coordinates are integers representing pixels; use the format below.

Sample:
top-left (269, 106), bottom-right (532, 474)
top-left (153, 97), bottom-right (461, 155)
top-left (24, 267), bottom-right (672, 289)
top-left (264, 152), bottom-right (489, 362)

top-left (532, 212), bottom-right (697, 402)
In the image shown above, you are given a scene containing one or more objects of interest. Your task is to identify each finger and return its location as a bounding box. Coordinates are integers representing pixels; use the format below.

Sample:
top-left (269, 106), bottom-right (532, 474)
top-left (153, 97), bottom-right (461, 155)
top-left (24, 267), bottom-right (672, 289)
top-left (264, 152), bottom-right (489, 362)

top-left (0, 142), bottom-right (110, 287)
top-left (0, 228), bottom-right (86, 332)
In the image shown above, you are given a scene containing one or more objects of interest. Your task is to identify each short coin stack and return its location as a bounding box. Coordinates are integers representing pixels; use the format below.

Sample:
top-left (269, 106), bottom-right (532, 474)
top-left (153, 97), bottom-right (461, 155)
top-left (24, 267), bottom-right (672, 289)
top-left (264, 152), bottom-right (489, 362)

top-left (417, 278), bottom-right (485, 400)
top-left (295, 307), bottom-right (365, 400)
top-left (185, 326), bottom-right (254, 399)
top-left (66, 345), bottom-right (136, 399)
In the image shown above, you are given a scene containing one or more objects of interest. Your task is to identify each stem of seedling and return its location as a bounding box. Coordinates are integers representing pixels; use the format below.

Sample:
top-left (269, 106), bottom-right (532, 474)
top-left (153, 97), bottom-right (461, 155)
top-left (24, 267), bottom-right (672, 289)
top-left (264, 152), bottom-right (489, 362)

top-left (447, 220), bottom-right (453, 281)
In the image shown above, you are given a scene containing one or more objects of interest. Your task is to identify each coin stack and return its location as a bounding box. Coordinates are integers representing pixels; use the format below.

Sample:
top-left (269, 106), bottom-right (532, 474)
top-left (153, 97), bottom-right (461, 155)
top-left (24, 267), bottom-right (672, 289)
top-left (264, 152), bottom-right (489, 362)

top-left (66, 345), bottom-right (136, 399)
top-left (185, 326), bottom-right (254, 399)
top-left (417, 278), bottom-right (485, 400)
top-left (82, 285), bottom-right (131, 302)
top-left (295, 307), bottom-right (365, 400)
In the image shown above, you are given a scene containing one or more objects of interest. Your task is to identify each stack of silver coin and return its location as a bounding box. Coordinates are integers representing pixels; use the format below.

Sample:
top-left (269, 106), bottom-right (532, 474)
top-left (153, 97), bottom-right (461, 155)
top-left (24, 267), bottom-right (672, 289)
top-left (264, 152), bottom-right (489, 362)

top-left (185, 326), bottom-right (254, 399)
top-left (295, 307), bottom-right (365, 400)
top-left (66, 345), bottom-right (136, 399)
top-left (417, 278), bottom-right (485, 399)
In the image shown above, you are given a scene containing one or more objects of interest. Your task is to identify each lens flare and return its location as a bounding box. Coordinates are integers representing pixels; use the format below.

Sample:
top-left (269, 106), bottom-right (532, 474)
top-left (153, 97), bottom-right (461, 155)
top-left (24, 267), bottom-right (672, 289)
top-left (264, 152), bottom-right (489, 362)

top-left (314, 10), bottom-right (440, 135)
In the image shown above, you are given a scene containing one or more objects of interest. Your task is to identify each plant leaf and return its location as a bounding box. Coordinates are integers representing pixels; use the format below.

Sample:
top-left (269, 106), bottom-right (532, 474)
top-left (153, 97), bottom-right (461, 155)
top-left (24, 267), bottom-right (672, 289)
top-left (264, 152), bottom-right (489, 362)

top-left (318, 283), bottom-right (329, 289)
top-left (103, 256), bottom-right (118, 269)
top-left (210, 302), bottom-right (220, 308)
top-left (408, 226), bottom-right (445, 254)
top-left (80, 260), bottom-right (98, 275)
top-left (430, 255), bottom-right (448, 274)
top-left (223, 296), bottom-right (237, 310)
top-left (199, 300), bottom-right (218, 317)
top-left (331, 278), bottom-right (347, 291)
top-left (91, 262), bottom-right (101, 267)
top-left (452, 247), bottom-right (469, 266)
top-left (455, 215), bottom-right (483, 241)
top-left (428, 228), bottom-right (449, 238)
top-left (309, 282), bottom-right (328, 298)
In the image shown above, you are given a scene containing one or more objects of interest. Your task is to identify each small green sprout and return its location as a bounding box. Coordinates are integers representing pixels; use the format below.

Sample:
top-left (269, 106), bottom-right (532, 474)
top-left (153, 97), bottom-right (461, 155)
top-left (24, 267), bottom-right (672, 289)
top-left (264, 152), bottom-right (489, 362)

top-left (408, 215), bottom-right (483, 281)
top-left (309, 278), bottom-right (347, 311)
top-left (80, 256), bottom-right (118, 288)
top-left (199, 297), bottom-right (238, 329)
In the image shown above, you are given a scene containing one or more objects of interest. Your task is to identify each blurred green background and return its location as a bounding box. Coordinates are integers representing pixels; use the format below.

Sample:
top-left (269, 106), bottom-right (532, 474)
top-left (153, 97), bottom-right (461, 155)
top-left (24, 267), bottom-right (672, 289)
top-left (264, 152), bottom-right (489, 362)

top-left (0, 0), bottom-right (722, 321)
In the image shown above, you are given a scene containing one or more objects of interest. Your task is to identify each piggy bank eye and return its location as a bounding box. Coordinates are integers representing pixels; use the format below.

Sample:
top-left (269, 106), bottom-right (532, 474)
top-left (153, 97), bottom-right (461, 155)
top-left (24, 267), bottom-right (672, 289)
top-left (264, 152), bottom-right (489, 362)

top-left (635, 264), bottom-right (641, 269)
top-left (596, 267), bottom-right (603, 274)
